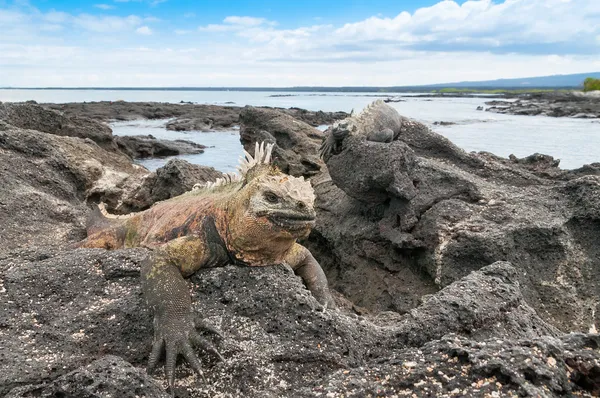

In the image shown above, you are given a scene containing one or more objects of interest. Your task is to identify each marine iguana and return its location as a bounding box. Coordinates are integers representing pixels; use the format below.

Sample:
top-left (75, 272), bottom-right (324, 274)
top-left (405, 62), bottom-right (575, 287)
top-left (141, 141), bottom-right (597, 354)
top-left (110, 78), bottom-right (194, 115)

top-left (78, 142), bottom-right (336, 393)
top-left (319, 99), bottom-right (404, 161)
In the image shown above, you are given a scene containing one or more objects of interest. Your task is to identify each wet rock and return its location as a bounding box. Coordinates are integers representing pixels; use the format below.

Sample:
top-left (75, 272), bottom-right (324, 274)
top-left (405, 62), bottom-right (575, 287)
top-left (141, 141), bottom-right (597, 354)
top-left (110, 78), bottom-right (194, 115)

top-left (115, 134), bottom-right (206, 159)
top-left (166, 117), bottom-right (215, 132)
top-left (0, 102), bottom-right (116, 151)
top-left (433, 121), bottom-right (457, 126)
top-left (239, 106), bottom-right (325, 178)
top-left (6, 356), bottom-right (167, 398)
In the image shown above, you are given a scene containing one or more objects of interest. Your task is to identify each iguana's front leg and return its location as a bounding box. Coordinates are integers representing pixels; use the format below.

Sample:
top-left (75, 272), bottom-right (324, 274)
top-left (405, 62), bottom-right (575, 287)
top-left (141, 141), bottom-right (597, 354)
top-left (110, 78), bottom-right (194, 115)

top-left (285, 243), bottom-right (337, 309)
top-left (141, 236), bottom-right (224, 394)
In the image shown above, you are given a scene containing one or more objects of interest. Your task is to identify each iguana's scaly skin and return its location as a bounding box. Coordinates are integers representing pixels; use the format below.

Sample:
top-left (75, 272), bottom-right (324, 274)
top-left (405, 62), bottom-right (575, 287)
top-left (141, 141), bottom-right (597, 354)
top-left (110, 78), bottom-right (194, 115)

top-left (320, 99), bottom-right (404, 161)
top-left (78, 143), bottom-right (336, 394)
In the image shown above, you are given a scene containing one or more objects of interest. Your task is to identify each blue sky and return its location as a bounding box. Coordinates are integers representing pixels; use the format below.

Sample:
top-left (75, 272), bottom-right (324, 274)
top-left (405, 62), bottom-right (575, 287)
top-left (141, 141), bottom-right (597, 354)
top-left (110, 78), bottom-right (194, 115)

top-left (1, 0), bottom-right (599, 87)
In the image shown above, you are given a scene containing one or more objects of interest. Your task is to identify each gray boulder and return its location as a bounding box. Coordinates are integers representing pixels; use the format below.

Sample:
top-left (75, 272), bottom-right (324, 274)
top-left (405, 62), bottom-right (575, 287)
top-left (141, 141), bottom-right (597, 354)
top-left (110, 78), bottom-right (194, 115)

top-left (239, 106), bottom-right (325, 178)
top-left (122, 158), bottom-right (223, 211)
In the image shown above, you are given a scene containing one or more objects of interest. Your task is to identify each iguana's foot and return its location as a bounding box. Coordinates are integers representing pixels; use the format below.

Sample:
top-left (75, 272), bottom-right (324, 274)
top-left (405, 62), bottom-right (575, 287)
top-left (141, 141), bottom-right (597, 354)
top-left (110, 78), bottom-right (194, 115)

top-left (147, 315), bottom-right (223, 396)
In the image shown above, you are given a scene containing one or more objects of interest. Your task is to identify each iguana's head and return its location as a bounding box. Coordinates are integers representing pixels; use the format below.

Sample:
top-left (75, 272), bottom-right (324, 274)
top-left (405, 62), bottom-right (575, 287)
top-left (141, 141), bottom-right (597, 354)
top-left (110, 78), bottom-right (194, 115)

top-left (245, 169), bottom-right (316, 239)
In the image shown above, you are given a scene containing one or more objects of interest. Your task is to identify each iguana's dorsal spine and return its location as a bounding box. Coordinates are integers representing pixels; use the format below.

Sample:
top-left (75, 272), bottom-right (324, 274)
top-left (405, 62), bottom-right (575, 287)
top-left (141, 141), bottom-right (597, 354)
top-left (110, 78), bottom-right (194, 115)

top-left (193, 141), bottom-right (274, 191)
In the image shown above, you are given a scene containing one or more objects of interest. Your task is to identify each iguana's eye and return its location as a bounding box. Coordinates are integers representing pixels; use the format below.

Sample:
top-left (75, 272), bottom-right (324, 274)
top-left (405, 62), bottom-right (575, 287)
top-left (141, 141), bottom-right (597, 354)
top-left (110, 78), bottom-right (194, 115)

top-left (264, 192), bottom-right (279, 203)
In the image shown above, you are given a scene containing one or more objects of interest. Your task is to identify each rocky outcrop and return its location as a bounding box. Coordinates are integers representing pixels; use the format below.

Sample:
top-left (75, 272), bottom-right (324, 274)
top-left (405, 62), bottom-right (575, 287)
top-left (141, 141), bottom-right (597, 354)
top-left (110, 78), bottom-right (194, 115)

top-left (485, 92), bottom-right (600, 118)
top-left (316, 105), bottom-right (600, 333)
top-left (43, 101), bottom-right (349, 129)
top-left (121, 159), bottom-right (223, 212)
top-left (0, 102), bottom-right (116, 151)
top-left (239, 106), bottom-right (325, 178)
top-left (115, 134), bottom-right (206, 158)
top-left (0, 121), bottom-right (148, 250)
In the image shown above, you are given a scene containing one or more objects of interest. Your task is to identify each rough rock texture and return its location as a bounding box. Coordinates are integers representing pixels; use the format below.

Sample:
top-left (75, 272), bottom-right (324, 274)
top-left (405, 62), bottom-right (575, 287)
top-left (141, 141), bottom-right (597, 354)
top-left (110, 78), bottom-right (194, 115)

top-left (6, 356), bottom-right (167, 398)
top-left (43, 101), bottom-right (348, 129)
top-left (122, 159), bottom-right (223, 212)
top-left (0, 102), bottom-right (117, 151)
top-left (115, 134), bottom-right (206, 158)
top-left (317, 105), bottom-right (600, 333)
top-left (239, 106), bottom-right (325, 178)
top-left (0, 121), bottom-right (148, 249)
top-left (3, 242), bottom-right (590, 397)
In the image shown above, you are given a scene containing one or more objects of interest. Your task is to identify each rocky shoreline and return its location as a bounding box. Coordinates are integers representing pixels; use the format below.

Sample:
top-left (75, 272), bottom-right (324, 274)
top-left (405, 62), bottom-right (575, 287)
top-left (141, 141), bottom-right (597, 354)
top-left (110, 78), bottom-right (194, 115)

top-left (42, 100), bottom-right (349, 130)
top-left (484, 91), bottom-right (600, 118)
top-left (1, 101), bottom-right (600, 397)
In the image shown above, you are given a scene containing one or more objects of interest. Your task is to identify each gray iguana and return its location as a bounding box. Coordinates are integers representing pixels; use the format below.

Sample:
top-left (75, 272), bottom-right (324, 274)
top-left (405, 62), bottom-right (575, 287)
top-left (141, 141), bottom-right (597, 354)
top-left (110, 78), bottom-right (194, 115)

top-left (320, 99), bottom-right (404, 161)
top-left (78, 142), bottom-right (336, 394)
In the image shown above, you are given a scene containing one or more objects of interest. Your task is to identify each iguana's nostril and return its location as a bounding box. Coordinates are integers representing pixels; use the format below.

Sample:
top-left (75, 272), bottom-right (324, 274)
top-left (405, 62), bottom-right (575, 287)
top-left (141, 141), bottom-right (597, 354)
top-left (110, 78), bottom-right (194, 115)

top-left (297, 202), bottom-right (306, 210)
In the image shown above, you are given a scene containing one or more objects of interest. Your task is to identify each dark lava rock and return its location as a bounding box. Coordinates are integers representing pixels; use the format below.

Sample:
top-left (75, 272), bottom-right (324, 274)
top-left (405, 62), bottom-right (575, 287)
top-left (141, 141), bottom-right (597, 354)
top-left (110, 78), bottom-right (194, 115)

top-left (1, 240), bottom-right (579, 397)
top-left (6, 356), bottom-right (167, 398)
top-left (433, 121), bottom-right (457, 126)
top-left (0, 248), bottom-right (152, 396)
top-left (485, 92), bottom-right (600, 119)
top-left (122, 159), bottom-right (223, 212)
top-left (0, 122), bottom-right (148, 250)
top-left (239, 106), bottom-right (325, 178)
top-left (166, 117), bottom-right (217, 132)
top-left (313, 105), bottom-right (600, 332)
top-left (306, 333), bottom-right (600, 397)
top-left (282, 107), bottom-right (349, 127)
top-left (0, 102), bottom-right (117, 151)
top-left (42, 101), bottom-right (348, 129)
top-left (115, 134), bottom-right (206, 159)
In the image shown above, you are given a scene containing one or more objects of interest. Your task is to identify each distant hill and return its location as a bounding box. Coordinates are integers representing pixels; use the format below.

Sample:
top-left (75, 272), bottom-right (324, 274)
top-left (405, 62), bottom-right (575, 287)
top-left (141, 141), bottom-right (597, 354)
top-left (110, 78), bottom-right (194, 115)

top-left (427, 72), bottom-right (600, 88)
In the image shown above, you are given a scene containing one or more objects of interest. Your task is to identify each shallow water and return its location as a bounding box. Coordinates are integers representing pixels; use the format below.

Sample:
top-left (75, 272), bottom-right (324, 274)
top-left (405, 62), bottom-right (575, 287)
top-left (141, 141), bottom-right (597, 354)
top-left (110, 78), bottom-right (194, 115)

top-left (109, 119), bottom-right (242, 172)
top-left (2, 89), bottom-right (598, 170)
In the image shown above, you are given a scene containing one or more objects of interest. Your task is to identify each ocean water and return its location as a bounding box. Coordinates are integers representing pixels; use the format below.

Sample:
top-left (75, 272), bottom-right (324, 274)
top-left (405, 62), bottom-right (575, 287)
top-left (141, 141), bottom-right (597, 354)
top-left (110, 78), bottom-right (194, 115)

top-left (1, 89), bottom-right (598, 170)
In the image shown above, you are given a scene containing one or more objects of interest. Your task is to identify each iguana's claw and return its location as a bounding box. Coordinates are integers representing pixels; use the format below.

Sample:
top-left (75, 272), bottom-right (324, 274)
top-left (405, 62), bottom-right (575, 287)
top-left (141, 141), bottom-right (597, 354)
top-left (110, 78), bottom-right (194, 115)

top-left (146, 315), bottom-right (223, 396)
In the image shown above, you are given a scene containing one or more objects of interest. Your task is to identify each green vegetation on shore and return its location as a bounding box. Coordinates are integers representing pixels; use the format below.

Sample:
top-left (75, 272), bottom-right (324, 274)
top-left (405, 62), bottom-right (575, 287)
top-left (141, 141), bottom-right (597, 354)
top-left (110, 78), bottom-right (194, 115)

top-left (583, 77), bottom-right (600, 92)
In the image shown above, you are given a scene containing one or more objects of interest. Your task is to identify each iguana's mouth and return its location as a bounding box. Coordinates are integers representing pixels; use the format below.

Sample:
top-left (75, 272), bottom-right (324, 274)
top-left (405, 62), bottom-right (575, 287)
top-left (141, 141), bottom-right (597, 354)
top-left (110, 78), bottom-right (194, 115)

top-left (266, 212), bottom-right (316, 230)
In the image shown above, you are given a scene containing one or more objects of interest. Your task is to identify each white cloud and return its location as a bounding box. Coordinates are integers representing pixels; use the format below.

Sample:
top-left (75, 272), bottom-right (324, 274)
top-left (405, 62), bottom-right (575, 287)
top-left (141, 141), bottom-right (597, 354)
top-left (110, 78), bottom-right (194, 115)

top-left (94, 4), bottom-right (115, 10)
top-left (136, 25), bottom-right (152, 35)
top-left (333, 0), bottom-right (600, 51)
top-left (0, 0), bottom-right (599, 87)
top-left (72, 14), bottom-right (142, 32)
top-left (223, 16), bottom-right (267, 26)
top-left (198, 15), bottom-right (276, 32)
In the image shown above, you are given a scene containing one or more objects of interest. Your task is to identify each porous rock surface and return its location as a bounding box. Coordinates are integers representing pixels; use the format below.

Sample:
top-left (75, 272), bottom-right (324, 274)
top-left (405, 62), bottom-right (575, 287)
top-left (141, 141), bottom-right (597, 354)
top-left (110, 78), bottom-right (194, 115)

top-left (1, 103), bottom-right (600, 397)
top-left (0, 102), bottom-right (116, 151)
top-left (239, 106), bottom-right (325, 178)
top-left (122, 159), bottom-right (223, 212)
